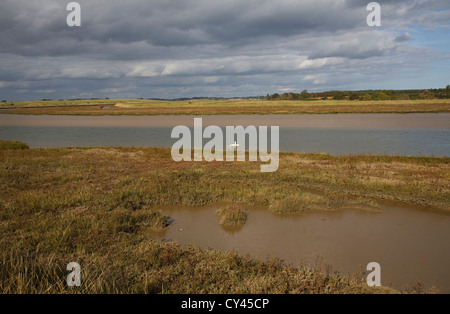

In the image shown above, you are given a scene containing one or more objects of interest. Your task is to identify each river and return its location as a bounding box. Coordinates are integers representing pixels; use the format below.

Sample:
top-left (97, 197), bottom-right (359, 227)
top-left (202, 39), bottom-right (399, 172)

top-left (0, 113), bottom-right (449, 156)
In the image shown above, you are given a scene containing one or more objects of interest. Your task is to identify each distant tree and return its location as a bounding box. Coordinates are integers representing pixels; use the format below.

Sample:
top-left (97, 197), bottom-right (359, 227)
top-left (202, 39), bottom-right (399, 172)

top-left (420, 89), bottom-right (434, 99)
top-left (446, 85), bottom-right (450, 98)
top-left (363, 94), bottom-right (372, 101)
top-left (299, 89), bottom-right (310, 99)
top-left (397, 94), bottom-right (410, 100)
top-left (349, 93), bottom-right (359, 101)
top-left (282, 93), bottom-right (297, 100)
top-left (378, 92), bottom-right (391, 100)
top-left (333, 91), bottom-right (345, 100)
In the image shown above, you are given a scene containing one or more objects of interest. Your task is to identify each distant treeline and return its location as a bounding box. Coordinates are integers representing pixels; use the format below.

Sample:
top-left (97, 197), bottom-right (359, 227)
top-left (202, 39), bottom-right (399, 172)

top-left (3, 87), bottom-right (449, 104)
top-left (266, 86), bottom-right (450, 101)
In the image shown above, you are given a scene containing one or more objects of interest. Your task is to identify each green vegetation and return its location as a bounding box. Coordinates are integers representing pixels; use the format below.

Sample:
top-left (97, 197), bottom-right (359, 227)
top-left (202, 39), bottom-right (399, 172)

top-left (216, 205), bottom-right (248, 227)
top-left (1, 146), bottom-right (448, 293)
top-left (267, 87), bottom-right (450, 101)
top-left (0, 140), bottom-right (29, 150)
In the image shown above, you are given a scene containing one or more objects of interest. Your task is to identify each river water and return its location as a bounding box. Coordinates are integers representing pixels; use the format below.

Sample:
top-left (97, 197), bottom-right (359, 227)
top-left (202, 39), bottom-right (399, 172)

top-left (0, 113), bottom-right (449, 156)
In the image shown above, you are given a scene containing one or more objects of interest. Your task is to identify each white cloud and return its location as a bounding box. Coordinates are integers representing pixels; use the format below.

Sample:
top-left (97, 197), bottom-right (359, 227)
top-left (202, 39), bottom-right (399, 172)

top-left (303, 75), bottom-right (327, 85)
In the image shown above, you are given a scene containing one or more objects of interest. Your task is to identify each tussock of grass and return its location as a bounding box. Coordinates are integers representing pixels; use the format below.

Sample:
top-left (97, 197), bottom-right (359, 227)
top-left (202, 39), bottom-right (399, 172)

top-left (0, 140), bottom-right (29, 150)
top-left (270, 193), bottom-right (382, 215)
top-left (110, 208), bottom-right (170, 233)
top-left (216, 205), bottom-right (248, 227)
top-left (270, 193), bottom-right (325, 214)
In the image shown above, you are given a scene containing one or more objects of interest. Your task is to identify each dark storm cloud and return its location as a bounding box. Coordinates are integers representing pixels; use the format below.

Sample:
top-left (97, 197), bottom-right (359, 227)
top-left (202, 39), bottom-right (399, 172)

top-left (0, 0), bottom-right (365, 56)
top-left (0, 0), bottom-right (449, 100)
top-left (394, 32), bottom-right (415, 43)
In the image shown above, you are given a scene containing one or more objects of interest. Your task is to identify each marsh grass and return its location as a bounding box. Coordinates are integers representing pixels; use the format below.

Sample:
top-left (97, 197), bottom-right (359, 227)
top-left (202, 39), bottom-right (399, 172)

top-left (110, 208), bottom-right (170, 233)
top-left (0, 140), bottom-right (29, 150)
top-left (216, 204), bottom-right (248, 227)
top-left (1, 98), bottom-right (450, 115)
top-left (1, 145), bottom-right (447, 293)
top-left (269, 193), bottom-right (325, 214)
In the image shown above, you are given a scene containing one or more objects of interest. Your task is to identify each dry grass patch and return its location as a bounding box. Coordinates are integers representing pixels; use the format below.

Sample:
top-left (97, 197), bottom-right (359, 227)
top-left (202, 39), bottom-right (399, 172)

top-left (270, 193), bottom-right (325, 214)
top-left (0, 140), bottom-right (29, 150)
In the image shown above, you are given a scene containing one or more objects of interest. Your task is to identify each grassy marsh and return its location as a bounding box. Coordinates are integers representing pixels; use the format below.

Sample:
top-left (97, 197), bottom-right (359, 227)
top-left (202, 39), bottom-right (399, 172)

top-left (1, 143), bottom-right (448, 293)
top-left (0, 140), bottom-right (29, 150)
top-left (1, 98), bottom-right (450, 115)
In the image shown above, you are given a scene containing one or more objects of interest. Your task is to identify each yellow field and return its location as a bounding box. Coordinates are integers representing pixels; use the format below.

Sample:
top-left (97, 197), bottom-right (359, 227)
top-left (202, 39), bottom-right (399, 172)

top-left (1, 98), bottom-right (450, 115)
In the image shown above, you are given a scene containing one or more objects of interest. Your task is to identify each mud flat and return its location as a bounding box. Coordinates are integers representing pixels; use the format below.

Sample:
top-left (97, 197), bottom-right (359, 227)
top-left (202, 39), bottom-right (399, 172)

top-left (150, 202), bottom-right (450, 292)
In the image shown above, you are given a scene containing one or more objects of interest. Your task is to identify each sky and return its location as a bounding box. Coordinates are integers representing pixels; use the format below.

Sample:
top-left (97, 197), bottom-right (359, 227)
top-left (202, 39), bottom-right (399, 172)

top-left (0, 0), bottom-right (449, 101)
